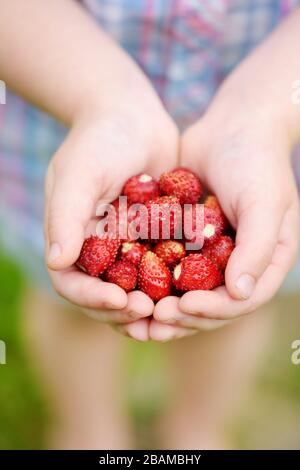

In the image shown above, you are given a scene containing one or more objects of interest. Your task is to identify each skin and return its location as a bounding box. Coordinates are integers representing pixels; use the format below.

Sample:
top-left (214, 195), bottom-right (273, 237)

top-left (0, 0), bottom-right (178, 340)
top-left (1, 1), bottom-right (300, 341)
top-left (152, 9), bottom-right (300, 340)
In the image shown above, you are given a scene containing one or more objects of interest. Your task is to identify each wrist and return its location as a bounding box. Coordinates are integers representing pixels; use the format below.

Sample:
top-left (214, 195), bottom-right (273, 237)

top-left (70, 54), bottom-right (162, 123)
top-left (204, 75), bottom-right (294, 157)
top-left (212, 58), bottom-right (300, 151)
top-left (71, 73), bottom-right (177, 164)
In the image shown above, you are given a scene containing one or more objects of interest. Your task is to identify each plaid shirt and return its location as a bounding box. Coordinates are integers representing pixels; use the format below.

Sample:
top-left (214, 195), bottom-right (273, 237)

top-left (0, 0), bottom-right (299, 286)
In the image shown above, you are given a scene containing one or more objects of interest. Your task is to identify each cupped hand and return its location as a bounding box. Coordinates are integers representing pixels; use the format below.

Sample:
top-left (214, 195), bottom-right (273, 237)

top-left (45, 99), bottom-right (179, 341)
top-left (152, 97), bottom-right (299, 341)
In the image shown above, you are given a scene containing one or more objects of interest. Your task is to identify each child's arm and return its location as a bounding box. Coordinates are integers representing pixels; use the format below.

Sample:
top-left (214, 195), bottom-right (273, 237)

top-left (0, 0), bottom-right (179, 340)
top-left (152, 8), bottom-right (300, 340)
top-left (0, 0), bottom-right (164, 125)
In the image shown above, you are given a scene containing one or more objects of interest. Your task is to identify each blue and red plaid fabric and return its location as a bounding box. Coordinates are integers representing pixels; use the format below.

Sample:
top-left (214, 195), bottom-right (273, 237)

top-left (0, 0), bottom-right (300, 287)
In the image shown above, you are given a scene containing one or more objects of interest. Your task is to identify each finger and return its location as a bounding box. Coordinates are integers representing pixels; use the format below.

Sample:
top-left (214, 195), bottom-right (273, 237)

top-left (179, 286), bottom-right (251, 319)
top-left (114, 318), bottom-right (151, 342)
top-left (50, 267), bottom-right (153, 323)
top-left (179, 210), bottom-right (299, 320)
top-left (179, 266), bottom-right (281, 320)
top-left (49, 267), bottom-right (128, 310)
top-left (275, 204), bottom-right (300, 270)
top-left (153, 296), bottom-right (180, 323)
top-left (122, 290), bottom-right (154, 320)
top-left (251, 205), bottom-right (299, 303)
top-left (225, 200), bottom-right (282, 300)
top-left (149, 318), bottom-right (197, 342)
top-left (154, 296), bottom-right (231, 330)
top-left (85, 290), bottom-right (154, 324)
top-left (45, 156), bottom-right (101, 270)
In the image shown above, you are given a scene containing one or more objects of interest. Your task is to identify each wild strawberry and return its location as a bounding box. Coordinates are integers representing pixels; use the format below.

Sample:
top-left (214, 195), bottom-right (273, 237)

top-left (104, 260), bottom-right (138, 292)
top-left (202, 207), bottom-right (225, 242)
top-left (159, 167), bottom-right (203, 204)
top-left (154, 240), bottom-right (186, 268)
top-left (173, 253), bottom-right (223, 291)
top-left (146, 195), bottom-right (182, 240)
top-left (204, 195), bottom-right (220, 212)
top-left (138, 251), bottom-right (172, 301)
top-left (204, 195), bottom-right (228, 228)
top-left (143, 242), bottom-right (153, 251)
top-left (184, 204), bottom-right (225, 246)
top-left (122, 173), bottom-right (160, 205)
top-left (201, 235), bottom-right (235, 271)
top-left (119, 241), bottom-right (147, 267)
top-left (105, 197), bottom-right (138, 241)
top-left (77, 235), bottom-right (120, 277)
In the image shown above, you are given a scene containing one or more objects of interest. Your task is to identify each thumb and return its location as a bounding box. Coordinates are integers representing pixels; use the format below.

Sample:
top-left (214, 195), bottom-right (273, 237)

top-left (225, 202), bottom-right (282, 300)
top-left (45, 163), bottom-right (98, 270)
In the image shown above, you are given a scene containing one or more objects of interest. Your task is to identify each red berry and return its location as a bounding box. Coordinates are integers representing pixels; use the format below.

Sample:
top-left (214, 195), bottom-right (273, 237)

top-left (119, 241), bottom-right (147, 267)
top-left (203, 207), bottom-right (225, 242)
top-left (204, 195), bottom-right (228, 228)
top-left (184, 204), bottom-right (225, 246)
top-left (173, 253), bottom-right (223, 291)
top-left (159, 167), bottom-right (203, 204)
top-left (138, 251), bottom-right (172, 301)
top-left (154, 240), bottom-right (186, 268)
top-left (146, 195), bottom-right (182, 240)
top-left (106, 197), bottom-right (137, 241)
top-left (104, 260), bottom-right (138, 292)
top-left (143, 242), bottom-right (153, 251)
top-left (122, 173), bottom-right (160, 205)
top-left (202, 235), bottom-right (235, 271)
top-left (77, 235), bottom-right (120, 277)
top-left (204, 195), bottom-right (220, 212)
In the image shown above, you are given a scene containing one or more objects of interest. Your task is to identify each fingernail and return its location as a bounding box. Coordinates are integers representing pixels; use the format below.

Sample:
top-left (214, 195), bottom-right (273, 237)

top-left (48, 243), bottom-right (61, 263)
top-left (235, 274), bottom-right (255, 299)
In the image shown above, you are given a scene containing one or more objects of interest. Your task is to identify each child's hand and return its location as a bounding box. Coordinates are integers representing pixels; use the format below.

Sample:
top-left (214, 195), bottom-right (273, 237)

top-left (45, 101), bottom-right (178, 341)
top-left (151, 89), bottom-right (299, 341)
top-left (0, 0), bottom-right (180, 339)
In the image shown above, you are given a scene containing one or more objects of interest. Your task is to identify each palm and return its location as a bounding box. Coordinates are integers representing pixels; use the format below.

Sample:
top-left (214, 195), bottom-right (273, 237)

top-left (46, 111), bottom-right (179, 341)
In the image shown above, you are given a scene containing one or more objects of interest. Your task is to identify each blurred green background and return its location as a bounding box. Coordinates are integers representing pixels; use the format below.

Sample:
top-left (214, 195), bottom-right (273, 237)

top-left (0, 248), bottom-right (300, 449)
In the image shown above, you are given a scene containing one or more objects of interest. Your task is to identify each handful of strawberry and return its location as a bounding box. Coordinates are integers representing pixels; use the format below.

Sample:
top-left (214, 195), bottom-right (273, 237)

top-left (76, 168), bottom-right (235, 301)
